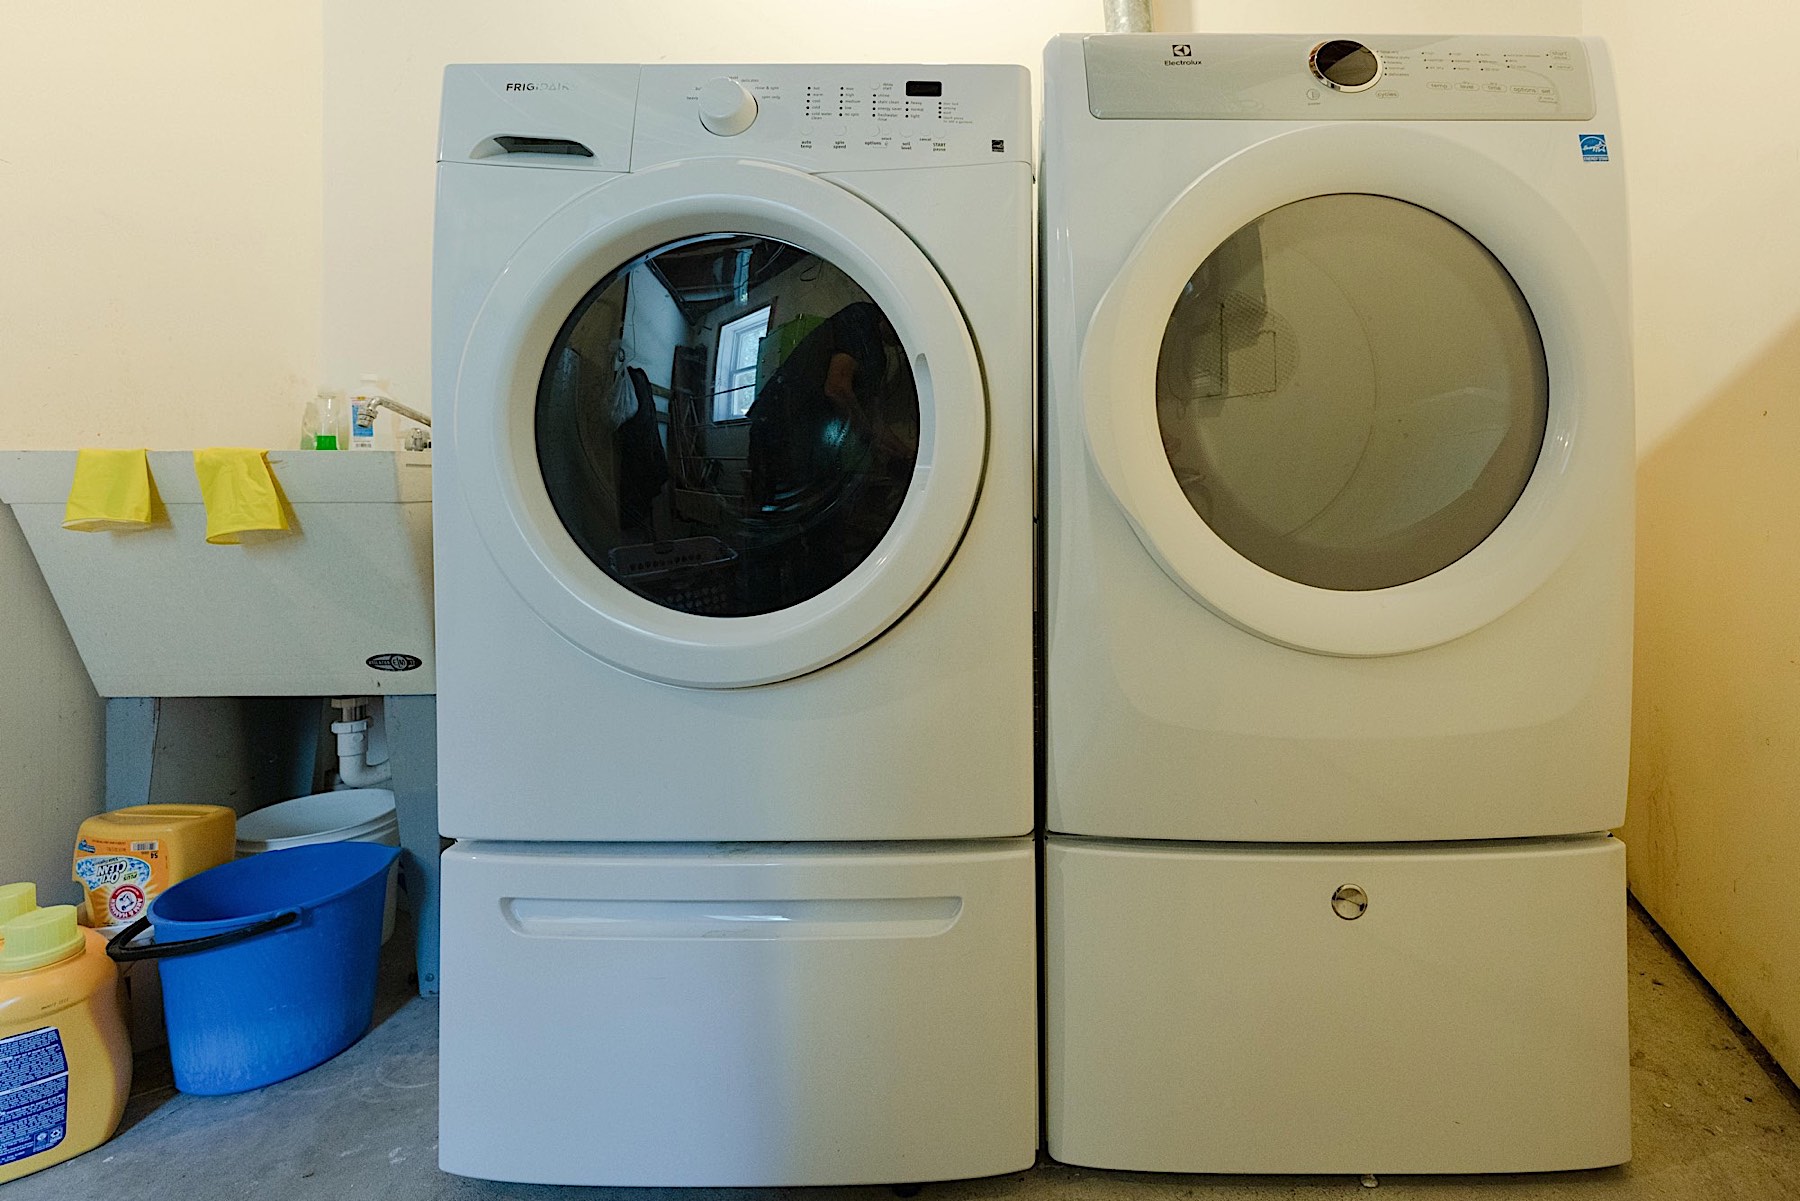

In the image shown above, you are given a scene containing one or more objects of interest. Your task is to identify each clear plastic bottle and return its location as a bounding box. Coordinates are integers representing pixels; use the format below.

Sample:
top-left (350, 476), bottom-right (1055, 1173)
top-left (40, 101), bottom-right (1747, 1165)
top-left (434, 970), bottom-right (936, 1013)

top-left (300, 396), bottom-right (321, 450)
top-left (347, 374), bottom-right (392, 451)
top-left (313, 388), bottom-right (346, 450)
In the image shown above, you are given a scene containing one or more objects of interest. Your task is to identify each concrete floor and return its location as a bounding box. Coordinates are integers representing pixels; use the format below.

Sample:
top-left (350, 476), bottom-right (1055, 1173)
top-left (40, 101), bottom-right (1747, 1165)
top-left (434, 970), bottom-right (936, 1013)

top-left (10, 902), bottom-right (1798, 1200)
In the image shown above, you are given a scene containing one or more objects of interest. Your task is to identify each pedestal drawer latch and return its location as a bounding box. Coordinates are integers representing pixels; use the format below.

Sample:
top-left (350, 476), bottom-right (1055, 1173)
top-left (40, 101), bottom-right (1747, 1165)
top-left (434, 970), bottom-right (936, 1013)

top-left (1331, 883), bottom-right (1369, 920)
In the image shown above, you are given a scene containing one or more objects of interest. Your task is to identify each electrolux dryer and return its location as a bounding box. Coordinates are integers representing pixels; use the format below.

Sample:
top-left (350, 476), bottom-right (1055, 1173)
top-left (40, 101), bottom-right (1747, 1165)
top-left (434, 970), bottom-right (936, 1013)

top-left (1041, 33), bottom-right (1633, 1174)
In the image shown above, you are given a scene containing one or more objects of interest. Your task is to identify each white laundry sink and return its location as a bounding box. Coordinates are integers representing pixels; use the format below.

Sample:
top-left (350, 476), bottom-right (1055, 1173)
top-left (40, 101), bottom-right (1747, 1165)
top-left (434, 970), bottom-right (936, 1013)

top-left (0, 451), bottom-right (434, 696)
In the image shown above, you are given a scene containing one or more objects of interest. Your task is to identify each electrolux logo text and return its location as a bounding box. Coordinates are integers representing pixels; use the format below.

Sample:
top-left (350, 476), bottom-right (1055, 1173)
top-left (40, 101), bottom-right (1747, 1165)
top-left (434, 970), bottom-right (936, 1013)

top-left (505, 81), bottom-right (572, 92)
top-left (1164, 44), bottom-right (1203, 66)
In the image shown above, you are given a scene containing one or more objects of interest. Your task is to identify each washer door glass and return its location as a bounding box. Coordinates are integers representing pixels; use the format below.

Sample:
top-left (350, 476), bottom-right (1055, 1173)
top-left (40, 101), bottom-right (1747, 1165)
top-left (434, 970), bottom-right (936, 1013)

top-left (1155, 194), bottom-right (1548, 591)
top-left (536, 233), bottom-right (920, 617)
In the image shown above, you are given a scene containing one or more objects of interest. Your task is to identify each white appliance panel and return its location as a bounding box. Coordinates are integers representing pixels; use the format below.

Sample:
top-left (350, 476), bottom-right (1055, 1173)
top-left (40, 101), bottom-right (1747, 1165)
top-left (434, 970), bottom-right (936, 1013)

top-left (434, 158), bottom-right (1032, 841)
top-left (1039, 33), bottom-right (1633, 843)
top-left (1044, 835), bottom-right (1630, 1173)
top-left (441, 839), bottom-right (1038, 1185)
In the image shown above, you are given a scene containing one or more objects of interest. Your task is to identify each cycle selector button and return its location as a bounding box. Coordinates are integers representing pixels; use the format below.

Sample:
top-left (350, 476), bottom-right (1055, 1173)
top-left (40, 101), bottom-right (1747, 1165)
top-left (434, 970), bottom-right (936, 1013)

top-left (699, 77), bottom-right (759, 136)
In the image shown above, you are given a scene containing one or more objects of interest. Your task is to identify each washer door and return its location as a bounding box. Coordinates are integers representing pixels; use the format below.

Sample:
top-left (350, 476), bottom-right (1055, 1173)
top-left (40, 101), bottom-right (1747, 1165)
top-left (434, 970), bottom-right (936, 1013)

top-left (1082, 124), bottom-right (1629, 656)
top-left (457, 159), bottom-right (985, 688)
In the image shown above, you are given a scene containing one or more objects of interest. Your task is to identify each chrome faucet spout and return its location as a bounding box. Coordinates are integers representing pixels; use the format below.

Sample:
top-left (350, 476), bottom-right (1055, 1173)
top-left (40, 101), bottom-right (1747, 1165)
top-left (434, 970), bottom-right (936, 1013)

top-left (368, 396), bottom-right (432, 427)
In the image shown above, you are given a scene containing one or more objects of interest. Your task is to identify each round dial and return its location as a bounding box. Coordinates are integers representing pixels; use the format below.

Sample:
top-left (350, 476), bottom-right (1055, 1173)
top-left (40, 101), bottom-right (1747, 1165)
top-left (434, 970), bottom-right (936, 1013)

top-left (698, 77), bottom-right (759, 136)
top-left (1310, 40), bottom-right (1382, 92)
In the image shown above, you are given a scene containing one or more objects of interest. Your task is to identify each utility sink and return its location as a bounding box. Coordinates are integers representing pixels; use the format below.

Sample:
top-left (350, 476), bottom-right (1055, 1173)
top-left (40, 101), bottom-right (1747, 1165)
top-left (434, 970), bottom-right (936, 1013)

top-left (0, 451), bottom-right (434, 697)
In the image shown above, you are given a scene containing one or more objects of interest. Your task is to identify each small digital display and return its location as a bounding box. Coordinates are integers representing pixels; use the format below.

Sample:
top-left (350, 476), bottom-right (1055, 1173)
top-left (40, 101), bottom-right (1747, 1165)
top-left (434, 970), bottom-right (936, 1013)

top-left (905, 81), bottom-right (943, 97)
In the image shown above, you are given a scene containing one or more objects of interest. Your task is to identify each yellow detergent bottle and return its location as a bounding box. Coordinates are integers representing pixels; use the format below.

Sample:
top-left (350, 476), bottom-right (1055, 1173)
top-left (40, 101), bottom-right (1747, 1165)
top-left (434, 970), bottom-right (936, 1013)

top-left (73, 804), bottom-right (236, 929)
top-left (0, 905), bottom-right (132, 1184)
top-left (0, 884), bottom-right (35, 948)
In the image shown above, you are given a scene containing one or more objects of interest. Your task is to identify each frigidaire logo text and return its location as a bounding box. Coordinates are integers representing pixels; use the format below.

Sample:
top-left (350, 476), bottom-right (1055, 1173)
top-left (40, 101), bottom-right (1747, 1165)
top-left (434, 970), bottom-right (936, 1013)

top-left (505, 81), bottom-right (572, 92)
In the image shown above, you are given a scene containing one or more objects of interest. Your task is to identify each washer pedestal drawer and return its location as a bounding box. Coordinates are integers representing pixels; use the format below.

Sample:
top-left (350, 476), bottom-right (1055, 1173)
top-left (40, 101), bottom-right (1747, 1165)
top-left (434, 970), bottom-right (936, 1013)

top-left (441, 838), bottom-right (1037, 1186)
top-left (1045, 833), bottom-right (1629, 1174)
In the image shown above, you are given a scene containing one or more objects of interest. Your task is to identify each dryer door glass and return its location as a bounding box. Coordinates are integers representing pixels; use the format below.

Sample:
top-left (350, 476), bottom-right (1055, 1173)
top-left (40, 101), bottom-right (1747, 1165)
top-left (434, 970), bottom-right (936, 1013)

top-left (1155, 194), bottom-right (1549, 591)
top-left (535, 234), bottom-right (920, 617)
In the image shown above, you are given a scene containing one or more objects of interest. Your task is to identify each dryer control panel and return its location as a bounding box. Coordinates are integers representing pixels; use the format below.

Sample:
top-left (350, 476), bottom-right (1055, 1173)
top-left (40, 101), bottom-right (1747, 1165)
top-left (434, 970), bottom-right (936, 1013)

top-left (1084, 34), bottom-right (1596, 121)
top-left (635, 64), bottom-right (1032, 171)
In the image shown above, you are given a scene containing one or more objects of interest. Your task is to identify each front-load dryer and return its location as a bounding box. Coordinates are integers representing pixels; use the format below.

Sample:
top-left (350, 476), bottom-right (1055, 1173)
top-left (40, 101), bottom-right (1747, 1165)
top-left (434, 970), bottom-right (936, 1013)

top-left (433, 63), bottom-right (1035, 1185)
top-left (1040, 34), bottom-right (1632, 1174)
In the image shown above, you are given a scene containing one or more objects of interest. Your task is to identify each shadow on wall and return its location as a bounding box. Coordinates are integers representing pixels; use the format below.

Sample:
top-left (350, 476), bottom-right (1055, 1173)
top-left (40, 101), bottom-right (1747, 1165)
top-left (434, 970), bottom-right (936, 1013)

top-left (0, 506), bottom-right (103, 905)
top-left (1625, 317), bottom-right (1800, 1083)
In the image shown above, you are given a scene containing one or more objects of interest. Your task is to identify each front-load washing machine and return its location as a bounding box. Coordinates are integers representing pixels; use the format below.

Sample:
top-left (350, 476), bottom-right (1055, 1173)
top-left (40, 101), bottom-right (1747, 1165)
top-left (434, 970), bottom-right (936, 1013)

top-left (1040, 34), bottom-right (1633, 1173)
top-left (433, 63), bottom-right (1035, 1185)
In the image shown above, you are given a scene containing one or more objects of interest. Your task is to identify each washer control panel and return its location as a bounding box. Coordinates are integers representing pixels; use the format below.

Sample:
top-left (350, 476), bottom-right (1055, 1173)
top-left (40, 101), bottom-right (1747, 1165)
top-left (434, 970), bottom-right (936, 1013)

top-left (636, 64), bottom-right (1031, 170)
top-left (1085, 34), bottom-right (1596, 121)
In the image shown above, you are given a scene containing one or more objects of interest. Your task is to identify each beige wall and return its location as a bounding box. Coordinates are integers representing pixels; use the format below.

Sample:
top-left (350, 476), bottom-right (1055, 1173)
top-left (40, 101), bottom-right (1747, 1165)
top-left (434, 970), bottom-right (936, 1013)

top-left (0, 2), bottom-right (324, 450)
top-left (0, 509), bottom-right (101, 905)
top-left (1584, 0), bottom-right (1800, 1078)
top-left (0, 2), bottom-right (324, 898)
top-left (320, 0), bottom-right (1579, 415)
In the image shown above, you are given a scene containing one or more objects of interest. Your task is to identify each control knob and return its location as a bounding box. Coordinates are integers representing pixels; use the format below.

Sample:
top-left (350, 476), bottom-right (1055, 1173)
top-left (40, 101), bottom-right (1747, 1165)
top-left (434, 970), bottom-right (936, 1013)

top-left (699, 77), bottom-right (759, 136)
top-left (1310, 40), bottom-right (1382, 92)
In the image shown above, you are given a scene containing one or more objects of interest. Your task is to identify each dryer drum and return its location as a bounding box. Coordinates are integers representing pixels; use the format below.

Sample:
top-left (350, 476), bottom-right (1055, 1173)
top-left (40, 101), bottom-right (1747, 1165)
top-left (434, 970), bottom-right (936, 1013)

top-left (1154, 194), bottom-right (1550, 592)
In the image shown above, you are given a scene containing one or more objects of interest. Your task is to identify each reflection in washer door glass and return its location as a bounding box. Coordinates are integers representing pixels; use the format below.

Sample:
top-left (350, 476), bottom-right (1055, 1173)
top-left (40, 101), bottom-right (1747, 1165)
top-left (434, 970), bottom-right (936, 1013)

top-left (1155, 194), bottom-right (1549, 591)
top-left (535, 234), bottom-right (920, 617)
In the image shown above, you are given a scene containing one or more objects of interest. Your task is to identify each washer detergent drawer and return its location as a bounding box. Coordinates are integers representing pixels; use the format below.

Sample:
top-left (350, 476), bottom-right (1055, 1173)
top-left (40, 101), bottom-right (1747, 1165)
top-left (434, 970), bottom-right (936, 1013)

top-left (440, 839), bottom-right (1037, 1186)
top-left (1045, 834), bottom-right (1629, 1174)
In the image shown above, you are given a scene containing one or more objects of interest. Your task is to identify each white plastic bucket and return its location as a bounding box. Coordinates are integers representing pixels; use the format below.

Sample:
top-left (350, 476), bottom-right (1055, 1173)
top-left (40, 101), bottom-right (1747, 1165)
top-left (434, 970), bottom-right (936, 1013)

top-left (235, 789), bottom-right (400, 943)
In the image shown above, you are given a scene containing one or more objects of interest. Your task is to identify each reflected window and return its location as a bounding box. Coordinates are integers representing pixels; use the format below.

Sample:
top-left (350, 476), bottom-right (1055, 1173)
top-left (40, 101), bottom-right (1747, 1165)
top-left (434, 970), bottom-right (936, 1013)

top-left (1155, 194), bottom-right (1548, 591)
top-left (535, 234), bottom-right (920, 618)
top-left (712, 305), bottom-right (770, 422)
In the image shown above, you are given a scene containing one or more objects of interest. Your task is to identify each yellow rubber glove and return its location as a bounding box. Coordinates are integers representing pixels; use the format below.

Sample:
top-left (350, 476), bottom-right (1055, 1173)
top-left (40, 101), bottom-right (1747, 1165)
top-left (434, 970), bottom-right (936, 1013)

top-left (192, 448), bottom-right (291, 544)
top-left (62, 449), bottom-right (154, 531)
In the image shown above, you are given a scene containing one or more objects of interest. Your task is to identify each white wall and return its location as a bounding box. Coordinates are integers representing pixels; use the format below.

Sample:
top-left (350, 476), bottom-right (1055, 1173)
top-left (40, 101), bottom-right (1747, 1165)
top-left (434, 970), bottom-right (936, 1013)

top-left (1583, 0), bottom-right (1800, 1080)
top-left (0, 2), bottom-right (324, 899)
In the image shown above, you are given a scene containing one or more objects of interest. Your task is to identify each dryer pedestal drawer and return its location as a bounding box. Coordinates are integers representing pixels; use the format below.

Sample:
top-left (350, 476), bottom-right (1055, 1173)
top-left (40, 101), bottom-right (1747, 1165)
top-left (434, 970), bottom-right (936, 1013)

top-left (440, 838), bottom-right (1037, 1186)
top-left (1045, 834), bottom-right (1629, 1174)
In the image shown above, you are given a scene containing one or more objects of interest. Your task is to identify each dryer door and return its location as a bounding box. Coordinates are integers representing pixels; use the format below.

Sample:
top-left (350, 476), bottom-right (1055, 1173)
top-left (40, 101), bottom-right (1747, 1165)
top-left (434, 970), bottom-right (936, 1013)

top-left (1081, 124), bottom-right (1630, 656)
top-left (455, 159), bottom-right (985, 687)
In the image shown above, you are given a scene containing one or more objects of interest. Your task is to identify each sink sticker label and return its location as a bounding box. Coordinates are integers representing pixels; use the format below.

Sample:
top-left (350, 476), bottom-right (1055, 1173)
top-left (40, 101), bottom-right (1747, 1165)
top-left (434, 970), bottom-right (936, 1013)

top-left (367, 653), bottom-right (423, 672)
top-left (73, 843), bottom-right (161, 925)
top-left (1579, 132), bottom-right (1609, 162)
top-left (0, 1028), bottom-right (69, 1168)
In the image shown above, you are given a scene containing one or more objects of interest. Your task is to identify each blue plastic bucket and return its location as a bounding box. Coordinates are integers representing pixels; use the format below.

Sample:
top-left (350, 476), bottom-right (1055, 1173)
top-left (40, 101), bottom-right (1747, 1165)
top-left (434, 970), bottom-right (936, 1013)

top-left (108, 841), bottom-right (399, 1095)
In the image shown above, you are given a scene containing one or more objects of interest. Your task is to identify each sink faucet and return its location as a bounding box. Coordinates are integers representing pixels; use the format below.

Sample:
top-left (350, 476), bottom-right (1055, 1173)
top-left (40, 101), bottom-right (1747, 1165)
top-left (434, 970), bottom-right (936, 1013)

top-left (363, 396), bottom-right (432, 428)
top-left (362, 395), bottom-right (432, 450)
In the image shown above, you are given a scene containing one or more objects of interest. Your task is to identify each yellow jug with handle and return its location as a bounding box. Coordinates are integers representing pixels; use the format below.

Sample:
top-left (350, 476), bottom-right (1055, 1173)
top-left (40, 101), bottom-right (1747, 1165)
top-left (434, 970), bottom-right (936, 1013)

top-left (0, 906), bottom-right (131, 1184)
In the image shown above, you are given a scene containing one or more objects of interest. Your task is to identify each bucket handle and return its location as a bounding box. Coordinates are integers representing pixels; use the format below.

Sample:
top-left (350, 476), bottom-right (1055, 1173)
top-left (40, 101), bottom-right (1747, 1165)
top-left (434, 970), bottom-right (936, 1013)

top-left (105, 909), bottom-right (301, 963)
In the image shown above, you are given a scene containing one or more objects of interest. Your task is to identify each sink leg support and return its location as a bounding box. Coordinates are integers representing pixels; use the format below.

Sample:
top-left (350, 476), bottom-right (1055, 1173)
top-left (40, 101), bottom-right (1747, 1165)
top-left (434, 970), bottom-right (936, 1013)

top-left (104, 697), bottom-right (158, 811)
top-left (386, 694), bottom-right (441, 996)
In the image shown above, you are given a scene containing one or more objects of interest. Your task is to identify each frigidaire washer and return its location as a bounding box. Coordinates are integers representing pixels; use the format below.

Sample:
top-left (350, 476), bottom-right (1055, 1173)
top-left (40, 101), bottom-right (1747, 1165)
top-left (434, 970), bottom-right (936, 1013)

top-left (433, 62), bottom-right (1036, 1186)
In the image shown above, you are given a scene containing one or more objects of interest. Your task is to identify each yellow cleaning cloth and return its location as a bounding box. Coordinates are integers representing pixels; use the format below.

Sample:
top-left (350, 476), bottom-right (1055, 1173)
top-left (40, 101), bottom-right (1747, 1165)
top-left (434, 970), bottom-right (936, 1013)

top-left (62, 449), bottom-right (155, 531)
top-left (192, 448), bottom-right (290, 544)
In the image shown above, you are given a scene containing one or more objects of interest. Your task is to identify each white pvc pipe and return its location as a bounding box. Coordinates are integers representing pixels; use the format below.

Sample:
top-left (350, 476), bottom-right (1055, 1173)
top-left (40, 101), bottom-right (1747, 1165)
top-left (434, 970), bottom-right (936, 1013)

top-left (1104, 0), bottom-right (1152, 33)
top-left (333, 717), bottom-right (393, 789)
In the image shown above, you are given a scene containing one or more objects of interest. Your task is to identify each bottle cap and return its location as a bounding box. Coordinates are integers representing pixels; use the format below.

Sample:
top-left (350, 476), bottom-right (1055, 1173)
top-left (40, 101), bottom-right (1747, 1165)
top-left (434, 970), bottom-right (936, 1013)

top-left (0, 883), bottom-right (36, 945)
top-left (0, 906), bottom-right (86, 973)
